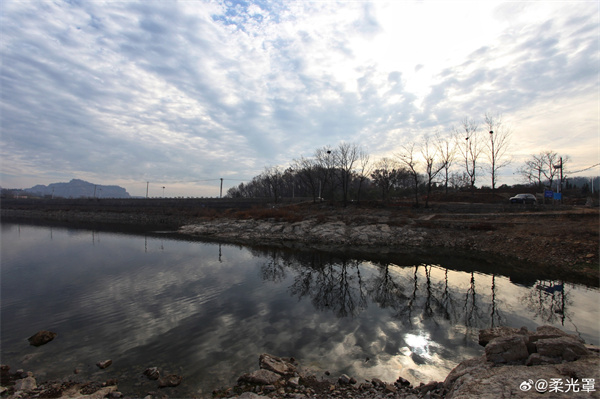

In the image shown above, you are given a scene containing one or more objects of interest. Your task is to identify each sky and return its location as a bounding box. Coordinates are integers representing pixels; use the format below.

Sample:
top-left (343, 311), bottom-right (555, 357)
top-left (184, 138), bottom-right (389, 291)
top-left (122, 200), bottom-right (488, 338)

top-left (1, 0), bottom-right (598, 198)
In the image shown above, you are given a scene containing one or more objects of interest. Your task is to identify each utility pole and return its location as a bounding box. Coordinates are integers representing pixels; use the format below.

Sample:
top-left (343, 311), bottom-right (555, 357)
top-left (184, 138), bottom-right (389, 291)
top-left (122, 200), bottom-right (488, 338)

top-left (146, 182), bottom-right (149, 198)
top-left (220, 178), bottom-right (223, 198)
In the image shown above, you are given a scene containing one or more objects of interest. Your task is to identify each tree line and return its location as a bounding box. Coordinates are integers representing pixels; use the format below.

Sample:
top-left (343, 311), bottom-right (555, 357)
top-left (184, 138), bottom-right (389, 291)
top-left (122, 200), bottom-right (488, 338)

top-left (226, 113), bottom-right (575, 206)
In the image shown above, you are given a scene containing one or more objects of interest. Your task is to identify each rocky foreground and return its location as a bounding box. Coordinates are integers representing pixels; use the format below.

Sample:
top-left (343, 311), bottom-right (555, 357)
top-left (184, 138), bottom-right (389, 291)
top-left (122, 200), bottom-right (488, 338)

top-left (2, 326), bottom-right (598, 399)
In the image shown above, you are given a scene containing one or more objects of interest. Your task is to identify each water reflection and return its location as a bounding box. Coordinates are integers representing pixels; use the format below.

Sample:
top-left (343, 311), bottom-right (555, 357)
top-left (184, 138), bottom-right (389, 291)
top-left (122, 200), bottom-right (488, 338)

top-left (257, 250), bottom-right (508, 332)
top-left (1, 223), bottom-right (598, 399)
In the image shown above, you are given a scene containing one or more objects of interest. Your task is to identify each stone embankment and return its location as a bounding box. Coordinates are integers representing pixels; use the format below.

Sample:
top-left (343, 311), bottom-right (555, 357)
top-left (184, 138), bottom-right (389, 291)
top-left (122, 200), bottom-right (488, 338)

top-left (179, 219), bottom-right (427, 250)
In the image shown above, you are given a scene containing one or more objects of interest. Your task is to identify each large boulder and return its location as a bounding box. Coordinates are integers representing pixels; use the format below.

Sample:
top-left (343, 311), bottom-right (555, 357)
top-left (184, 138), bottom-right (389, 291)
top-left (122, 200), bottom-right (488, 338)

top-left (484, 335), bottom-right (530, 364)
top-left (535, 337), bottom-right (589, 361)
top-left (478, 326), bottom-right (526, 347)
top-left (445, 326), bottom-right (600, 399)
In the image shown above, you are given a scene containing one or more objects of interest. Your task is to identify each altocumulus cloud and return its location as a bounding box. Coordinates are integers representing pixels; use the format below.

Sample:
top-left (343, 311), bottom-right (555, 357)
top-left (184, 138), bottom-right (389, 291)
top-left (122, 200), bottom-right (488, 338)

top-left (0, 0), bottom-right (597, 196)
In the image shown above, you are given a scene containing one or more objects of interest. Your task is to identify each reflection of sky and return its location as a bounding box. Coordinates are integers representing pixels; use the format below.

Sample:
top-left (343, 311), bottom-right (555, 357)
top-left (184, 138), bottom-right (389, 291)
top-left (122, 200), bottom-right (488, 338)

top-left (1, 223), bottom-right (598, 397)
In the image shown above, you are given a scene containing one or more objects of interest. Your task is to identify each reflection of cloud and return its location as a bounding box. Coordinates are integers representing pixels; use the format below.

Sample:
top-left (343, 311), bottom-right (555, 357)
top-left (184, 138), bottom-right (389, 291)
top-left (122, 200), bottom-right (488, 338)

top-left (3, 226), bottom-right (599, 397)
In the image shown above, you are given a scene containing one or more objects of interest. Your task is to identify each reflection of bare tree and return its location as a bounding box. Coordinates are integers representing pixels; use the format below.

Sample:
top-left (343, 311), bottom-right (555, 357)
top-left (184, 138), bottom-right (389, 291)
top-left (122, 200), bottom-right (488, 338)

top-left (463, 272), bottom-right (481, 327)
top-left (257, 248), bottom-right (508, 331)
top-left (368, 263), bottom-right (407, 309)
top-left (289, 258), bottom-right (367, 318)
top-left (522, 280), bottom-right (572, 326)
top-left (440, 268), bottom-right (453, 321)
top-left (261, 249), bottom-right (289, 283)
top-left (489, 275), bottom-right (502, 328)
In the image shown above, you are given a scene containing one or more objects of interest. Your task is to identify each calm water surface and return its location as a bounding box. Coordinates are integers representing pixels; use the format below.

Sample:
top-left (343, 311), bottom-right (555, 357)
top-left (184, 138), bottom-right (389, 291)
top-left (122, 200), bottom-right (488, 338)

top-left (1, 222), bottom-right (598, 398)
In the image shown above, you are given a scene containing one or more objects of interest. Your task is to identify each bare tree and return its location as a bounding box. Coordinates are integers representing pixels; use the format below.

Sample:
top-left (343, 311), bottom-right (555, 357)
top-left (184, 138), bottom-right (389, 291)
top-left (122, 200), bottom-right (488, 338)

top-left (421, 136), bottom-right (447, 208)
top-left (484, 113), bottom-right (512, 194)
top-left (397, 142), bottom-right (421, 207)
top-left (518, 151), bottom-right (569, 191)
top-left (455, 117), bottom-right (482, 195)
top-left (263, 166), bottom-right (284, 202)
top-left (436, 131), bottom-right (457, 195)
top-left (334, 142), bottom-right (361, 207)
top-left (371, 157), bottom-right (402, 202)
top-left (292, 156), bottom-right (321, 202)
top-left (315, 146), bottom-right (335, 200)
top-left (354, 148), bottom-right (372, 203)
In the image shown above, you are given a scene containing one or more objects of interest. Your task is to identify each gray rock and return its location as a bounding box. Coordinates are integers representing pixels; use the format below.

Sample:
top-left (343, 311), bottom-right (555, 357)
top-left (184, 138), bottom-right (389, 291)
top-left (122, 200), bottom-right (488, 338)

top-left (143, 367), bottom-right (160, 380)
top-left (259, 354), bottom-right (296, 376)
top-left (158, 374), bottom-right (182, 388)
top-left (525, 353), bottom-right (560, 366)
top-left (28, 330), bottom-right (57, 347)
top-left (14, 376), bottom-right (36, 392)
top-left (371, 378), bottom-right (385, 388)
top-left (287, 376), bottom-right (300, 388)
top-left (535, 336), bottom-right (589, 360)
top-left (96, 359), bottom-right (113, 369)
top-left (236, 393), bottom-right (269, 399)
top-left (484, 335), bottom-right (529, 364)
top-left (478, 326), bottom-right (524, 347)
top-left (338, 374), bottom-right (352, 385)
top-left (445, 326), bottom-right (600, 399)
top-left (238, 369), bottom-right (281, 385)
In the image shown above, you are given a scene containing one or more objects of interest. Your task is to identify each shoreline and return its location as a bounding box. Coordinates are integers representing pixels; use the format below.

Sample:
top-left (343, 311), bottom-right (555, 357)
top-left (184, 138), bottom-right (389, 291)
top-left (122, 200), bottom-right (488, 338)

top-left (2, 204), bottom-right (598, 286)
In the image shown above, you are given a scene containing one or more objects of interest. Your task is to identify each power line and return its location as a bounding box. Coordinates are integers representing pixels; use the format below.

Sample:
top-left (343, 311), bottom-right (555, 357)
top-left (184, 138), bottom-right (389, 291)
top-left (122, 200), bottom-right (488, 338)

top-left (569, 163), bottom-right (600, 175)
top-left (141, 178), bottom-right (252, 184)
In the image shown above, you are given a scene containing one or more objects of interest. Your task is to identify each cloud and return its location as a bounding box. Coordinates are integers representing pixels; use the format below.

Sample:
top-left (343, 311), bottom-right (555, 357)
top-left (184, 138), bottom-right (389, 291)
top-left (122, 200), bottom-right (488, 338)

top-left (0, 0), bottom-right (597, 196)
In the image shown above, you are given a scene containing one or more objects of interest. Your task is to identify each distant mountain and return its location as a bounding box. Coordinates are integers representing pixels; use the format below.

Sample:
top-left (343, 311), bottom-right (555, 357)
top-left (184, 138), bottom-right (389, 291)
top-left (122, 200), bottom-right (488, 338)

top-left (25, 179), bottom-right (131, 198)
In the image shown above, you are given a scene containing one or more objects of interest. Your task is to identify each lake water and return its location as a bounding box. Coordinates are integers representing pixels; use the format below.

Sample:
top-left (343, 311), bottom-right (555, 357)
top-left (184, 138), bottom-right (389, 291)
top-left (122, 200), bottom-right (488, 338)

top-left (1, 222), bottom-right (598, 398)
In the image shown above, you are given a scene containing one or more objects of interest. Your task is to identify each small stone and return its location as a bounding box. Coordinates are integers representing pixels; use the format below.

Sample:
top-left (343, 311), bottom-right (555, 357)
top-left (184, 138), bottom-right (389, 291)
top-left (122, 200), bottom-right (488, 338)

top-left (384, 383), bottom-right (397, 393)
top-left (262, 384), bottom-right (276, 393)
top-left (371, 378), bottom-right (385, 388)
top-left (158, 374), bottom-right (182, 388)
top-left (28, 331), bottom-right (57, 347)
top-left (396, 376), bottom-right (411, 387)
top-left (287, 376), bottom-right (300, 388)
top-left (338, 374), bottom-right (352, 385)
top-left (143, 367), bottom-right (160, 380)
top-left (96, 360), bottom-right (113, 369)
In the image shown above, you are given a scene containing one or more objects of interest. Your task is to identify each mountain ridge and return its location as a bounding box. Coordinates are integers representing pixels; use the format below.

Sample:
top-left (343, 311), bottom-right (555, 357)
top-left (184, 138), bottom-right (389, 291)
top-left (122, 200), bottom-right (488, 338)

top-left (24, 179), bottom-right (130, 198)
